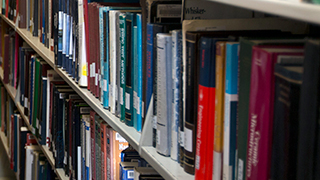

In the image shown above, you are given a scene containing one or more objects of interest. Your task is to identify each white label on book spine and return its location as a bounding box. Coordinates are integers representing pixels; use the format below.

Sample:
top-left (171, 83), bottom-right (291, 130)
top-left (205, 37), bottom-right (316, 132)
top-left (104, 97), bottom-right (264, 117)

top-left (179, 130), bottom-right (184, 147)
top-left (36, 119), bottom-right (39, 128)
top-left (184, 128), bottom-right (193, 152)
top-left (127, 171), bottom-right (134, 179)
top-left (153, 116), bottom-right (157, 129)
top-left (195, 155), bottom-right (200, 169)
top-left (115, 86), bottom-right (118, 102)
top-left (133, 91), bottom-right (137, 110)
top-left (125, 93), bottom-right (130, 110)
top-left (99, 74), bottom-right (101, 88)
top-left (109, 84), bottom-right (113, 97)
top-left (157, 129), bottom-right (160, 145)
top-left (24, 98), bottom-right (28, 107)
top-left (64, 152), bottom-right (67, 164)
top-left (95, 74), bottom-right (98, 86)
top-left (137, 97), bottom-right (140, 115)
top-left (38, 125), bottom-right (41, 135)
top-left (103, 80), bottom-right (107, 92)
top-left (238, 159), bottom-right (244, 180)
top-left (120, 87), bottom-right (123, 105)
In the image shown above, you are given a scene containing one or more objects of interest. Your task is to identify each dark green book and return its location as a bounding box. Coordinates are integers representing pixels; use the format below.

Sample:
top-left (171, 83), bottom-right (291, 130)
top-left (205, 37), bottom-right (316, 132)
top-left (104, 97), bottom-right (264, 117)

top-left (120, 13), bottom-right (127, 122)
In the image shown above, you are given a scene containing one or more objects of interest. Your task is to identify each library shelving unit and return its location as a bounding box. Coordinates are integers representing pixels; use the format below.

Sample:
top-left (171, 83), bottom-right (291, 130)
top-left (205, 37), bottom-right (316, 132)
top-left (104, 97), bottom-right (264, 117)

top-left (1, 0), bottom-right (320, 179)
top-left (0, 12), bottom-right (193, 180)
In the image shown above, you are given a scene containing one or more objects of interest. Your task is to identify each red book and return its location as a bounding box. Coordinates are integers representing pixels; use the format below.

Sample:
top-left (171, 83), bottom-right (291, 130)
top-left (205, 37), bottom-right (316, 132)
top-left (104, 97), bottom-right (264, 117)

top-left (84, 0), bottom-right (90, 91)
top-left (100, 122), bottom-right (108, 180)
top-left (26, 133), bottom-right (37, 145)
top-left (90, 110), bottom-right (96, 180)
top-left (94, 4), bottom-right (100, 98)
top-left (5, 0), bottom-right (8, 17)
top-left (195, 37), bottom-right (215, 180)
top-left (3, 34), bottom-right (9, 84)
top-left (246, 46), bottom-right (304, 180)
top-left (14, 33), bottom-right (19, 89)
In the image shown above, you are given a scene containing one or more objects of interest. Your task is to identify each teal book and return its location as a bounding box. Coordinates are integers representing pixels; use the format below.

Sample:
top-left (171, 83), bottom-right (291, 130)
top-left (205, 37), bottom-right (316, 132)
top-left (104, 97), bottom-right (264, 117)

top-left (125, 12), bottom-right (137, 127)
top-left (135, 14), bottom-right (142, 132)
top-left (119, 13), bottom-right (127, 122)
top-left (133, 26), bottom-right (138, 130)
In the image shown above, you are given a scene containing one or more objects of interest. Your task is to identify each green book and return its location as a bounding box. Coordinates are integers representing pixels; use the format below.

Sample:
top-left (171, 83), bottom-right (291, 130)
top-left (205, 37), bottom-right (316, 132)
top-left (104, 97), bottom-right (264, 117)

top-left (119, 13), bottom-right (126, 122)
top-left (32, 58), bottom-right (40, 137)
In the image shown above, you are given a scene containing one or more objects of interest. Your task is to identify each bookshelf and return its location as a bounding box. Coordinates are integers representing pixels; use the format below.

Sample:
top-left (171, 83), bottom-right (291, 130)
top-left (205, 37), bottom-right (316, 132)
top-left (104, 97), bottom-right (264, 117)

top-left (0, 68), bottom-right (69, 180)
top-left (0, 130), bottom-right (18, 180)
top-left (206, 0), bottom-right (320, 25)
top-left (0, 12), bottom-right (194, 180)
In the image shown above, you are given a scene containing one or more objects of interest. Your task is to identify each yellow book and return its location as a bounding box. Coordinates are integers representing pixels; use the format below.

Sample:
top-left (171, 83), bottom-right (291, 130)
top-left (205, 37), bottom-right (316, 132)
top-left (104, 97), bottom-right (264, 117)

top-left (213, 41), bottom-right (226, 179)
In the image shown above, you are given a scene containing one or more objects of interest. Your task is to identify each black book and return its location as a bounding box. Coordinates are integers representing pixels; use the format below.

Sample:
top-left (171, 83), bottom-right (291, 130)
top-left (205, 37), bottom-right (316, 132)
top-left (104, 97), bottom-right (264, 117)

top-left (33, 0), bottom-right (39, 37)
top-left (271, 64), bottom-right (303, 180)
top-left (297, 40), bottom-right (320, 180)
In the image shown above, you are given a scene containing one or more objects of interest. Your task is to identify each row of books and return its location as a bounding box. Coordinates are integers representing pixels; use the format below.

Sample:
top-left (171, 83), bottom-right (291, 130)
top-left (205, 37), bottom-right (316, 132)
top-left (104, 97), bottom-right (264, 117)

top-left (0, 83), bottom-right (57, 180)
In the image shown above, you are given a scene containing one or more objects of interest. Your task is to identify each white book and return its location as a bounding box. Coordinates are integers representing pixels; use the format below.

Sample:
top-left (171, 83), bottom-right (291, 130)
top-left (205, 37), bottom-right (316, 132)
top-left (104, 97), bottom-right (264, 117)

top-left (78, 0), bottom-right (88, 87)
top-left (84, 115), bottom-right (91, 180)
top-left (156, 33), bottom-right (172, 156)
top-left (109, 11), bottom-right (119, 114)
top-left (25, 146), bottom-right (40, 180)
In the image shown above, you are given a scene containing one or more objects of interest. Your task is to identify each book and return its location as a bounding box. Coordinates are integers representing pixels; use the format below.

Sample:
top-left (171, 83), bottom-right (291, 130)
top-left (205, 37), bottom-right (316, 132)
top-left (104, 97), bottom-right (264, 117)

top-left (246, 46), bottom-right (304, 180)
top-left (155, 33), bottom-right (172, 156)
top-left (170, 29), bottom-right (182, 162)
top-left (213, 41), bottom-right (226, 180)
top-left (223, 42), bottom-right (239, 180)
top-left (271, 64), bottom-right (303, 180)
top-left (194, 37), bottom-right (215, 180)
top-left (297, 40), bottom-right (320, 180)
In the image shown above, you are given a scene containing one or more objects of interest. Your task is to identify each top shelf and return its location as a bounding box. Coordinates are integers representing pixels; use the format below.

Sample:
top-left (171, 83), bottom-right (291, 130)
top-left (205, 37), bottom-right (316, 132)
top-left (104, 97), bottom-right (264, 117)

top-left (207, 0), bottom-right (320, 25)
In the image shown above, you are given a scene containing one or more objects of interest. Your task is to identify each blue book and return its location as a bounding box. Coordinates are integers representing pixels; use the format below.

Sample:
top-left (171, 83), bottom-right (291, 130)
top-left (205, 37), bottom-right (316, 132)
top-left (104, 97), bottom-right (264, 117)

top-left (99, 8), bottom-right (105, 106)
top-left (132, 26), bottom-right (138, 130)
top-left (170, 29), bottom-right (182, 162)
top-left (64, 0), bottom-right (70, 73)
top-left (223, 42), bottom-right (239, 180)
top-left (57, 0), bottom-right (63, 67)
top-left (40, 77), bottom-right (48, 145)
top-left (135, 14), bottom-right (142, 132)
top-left (29, 56), bottom-right (35, 126)
top-left (19, 47), bottom-right (25, 106)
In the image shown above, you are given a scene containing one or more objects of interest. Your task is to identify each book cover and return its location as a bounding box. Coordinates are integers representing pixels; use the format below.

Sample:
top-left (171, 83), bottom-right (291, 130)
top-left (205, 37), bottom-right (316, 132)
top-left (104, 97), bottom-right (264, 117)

top-left (136, 13), bottom-right (142, 132)
top-left (271, 64), bottom-right (303, 180)
top-left (156, 33), bottom-right (172, 156)
top-left (112, 130), bottom-right (129, 180)
top-left (246, 46), bottom-right (303, 180)
top-left (119, 12), bottom-right (126, 121)
top-left (223, 42), bottom-right (239, 180)
top-left (194, 37), bottom-right (215, 180)
top-left (170, 29), bottom-right (182, 162)
top-left (90, 110), bottom-right (96, 180)
top-left (18, 0), bottom-right (27, 28)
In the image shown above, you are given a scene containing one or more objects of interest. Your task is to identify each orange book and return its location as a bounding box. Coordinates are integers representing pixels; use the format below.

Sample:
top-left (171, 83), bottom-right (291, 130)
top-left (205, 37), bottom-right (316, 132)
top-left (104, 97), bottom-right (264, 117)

top-left (213, 41), bottom-right (226, 180)
top-left (112, 130), bottom-right (129, 180)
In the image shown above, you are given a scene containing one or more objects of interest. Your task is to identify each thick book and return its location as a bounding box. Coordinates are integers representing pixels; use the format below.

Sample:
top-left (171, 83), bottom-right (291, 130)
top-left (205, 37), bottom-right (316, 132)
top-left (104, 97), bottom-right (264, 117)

top-left (170, 29), bottom-right (182, 162)
top-left (155, 33), bottom-right (172, 156)
top-left (246, 46), bottom-right (303, 180)
top-left (112, 130), bottom-right (129, 180)
top-left (270, 64), bottom-right (303, 180)
top-left (223, 42), bottom-right (239, 180)
top-left (135, 13), bottom-right (142, 132)
top-left (194, 37), bottom-right (216, 180)
top-left (297, 40), bottom-right (320, 180)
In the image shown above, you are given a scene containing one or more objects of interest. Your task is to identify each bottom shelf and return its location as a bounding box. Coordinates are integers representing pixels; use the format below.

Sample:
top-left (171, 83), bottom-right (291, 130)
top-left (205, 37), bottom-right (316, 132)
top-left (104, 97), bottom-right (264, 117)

top-left (141, 146), bottom-right (194, 180)
top-left (0, 130), bottom-right (18, 180)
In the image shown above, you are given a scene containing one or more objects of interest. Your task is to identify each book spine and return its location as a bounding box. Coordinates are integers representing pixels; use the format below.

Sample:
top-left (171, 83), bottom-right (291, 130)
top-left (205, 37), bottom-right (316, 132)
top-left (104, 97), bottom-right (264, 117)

top-left (103, 10), bottom-right (110, 109)
top-left (125, 13), bottom-right (133, 127)
top-left (99, 8), bottom-right (104, 105)
top-left (145, 23), bottom-right (153, 132)
top-left (119, 13), bottom-right (126, 122)
top-left (90, 111), bottom-right (96, 180)
top-left (171, 30), bottom-right (182, 161)
top-left (62, 0), bottom-right (67, 69)
top-left (94, 115), bottom-right (101, 180)
top-left (77, 0), bottom-right (87, 87)
top-left (106, 127), bottom-right (113, 179)
top-left (85, 116), bottom-right (91, 180)
top-left (214, 41), bottom-right (226, 180)
top-left (237, 38), bottom-right (253, 180)
top-left (57, 0), bottom-right (63, 67)
top-left (132, 26), bottom-right (138, 131)
top-left (136, 14), bottom-right (142, 132)
top-left (94, 5), bottom-right (100, 98)
top-left (156, 33), bottom-right (172, 156)
top-left (115, 12), bottom-right (121, 118)
top-left (223, 43), bottom-right (239, 180)
top-left (100, 122), bottom-right (107, 180)
top-left (246, 47), bottom-right (274, 180)
top-left (195, 37), bottom-right (215, 180)
top-left (109, 10), bottom-right (116, 114)
top-left (184, 33), bottom-right (199, 175)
